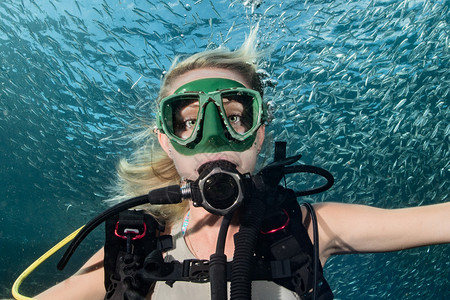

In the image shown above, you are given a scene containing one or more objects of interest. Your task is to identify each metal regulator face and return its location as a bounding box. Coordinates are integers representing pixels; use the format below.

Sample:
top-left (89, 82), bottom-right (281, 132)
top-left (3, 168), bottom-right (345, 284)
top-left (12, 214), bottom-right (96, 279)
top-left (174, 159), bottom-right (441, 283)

top-left (180, 160), bottom-right (246, 216)
top-left (196, 166), bottom-right (244, 215)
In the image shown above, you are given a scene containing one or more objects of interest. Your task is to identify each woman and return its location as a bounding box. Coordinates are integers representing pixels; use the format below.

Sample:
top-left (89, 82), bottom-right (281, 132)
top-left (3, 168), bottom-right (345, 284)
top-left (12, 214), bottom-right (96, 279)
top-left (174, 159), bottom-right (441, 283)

top-left (35, 28), bottom-right (450, 300)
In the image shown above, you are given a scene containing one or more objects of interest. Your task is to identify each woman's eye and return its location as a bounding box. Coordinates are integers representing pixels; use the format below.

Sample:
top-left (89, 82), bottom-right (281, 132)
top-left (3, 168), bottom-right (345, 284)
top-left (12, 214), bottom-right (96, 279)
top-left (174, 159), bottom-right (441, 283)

top-left (185, 119), bottom-right (196, 128)
top-left (228, 115), bottom-right (241, 123)
top-left (228, 115), bottom-right (247, 133)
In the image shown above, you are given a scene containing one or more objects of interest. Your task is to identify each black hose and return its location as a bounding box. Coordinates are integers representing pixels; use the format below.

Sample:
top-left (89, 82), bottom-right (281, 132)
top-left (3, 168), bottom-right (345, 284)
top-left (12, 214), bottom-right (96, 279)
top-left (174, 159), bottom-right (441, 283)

top-left (215, 213), bottom-right (233, 254)
top-left (230, 193), bottom-right (266, 300)
top-left (283, 165), bottom-right (334, 196)
top-left (57, 194), bottom-right (149, 270)
top-left (301, 202), bottom-right (319, 300)
top-left (210, 213), bottom-right (232, 300)
top-left (58, 185), bottom-right (181, 270)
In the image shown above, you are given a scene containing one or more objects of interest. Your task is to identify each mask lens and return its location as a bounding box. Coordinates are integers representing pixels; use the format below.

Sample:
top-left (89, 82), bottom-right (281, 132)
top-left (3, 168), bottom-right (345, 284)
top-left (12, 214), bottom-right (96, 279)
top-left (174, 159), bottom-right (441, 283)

top-left (162, 94), bottom-right (200, 141)
top-left (221, 90), bottom-right (260, 137)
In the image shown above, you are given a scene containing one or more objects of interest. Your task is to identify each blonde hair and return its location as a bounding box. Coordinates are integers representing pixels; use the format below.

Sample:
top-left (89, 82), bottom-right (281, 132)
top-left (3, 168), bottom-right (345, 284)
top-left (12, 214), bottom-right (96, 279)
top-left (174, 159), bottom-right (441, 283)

top-left (109, 26), bottom-right (263, 226)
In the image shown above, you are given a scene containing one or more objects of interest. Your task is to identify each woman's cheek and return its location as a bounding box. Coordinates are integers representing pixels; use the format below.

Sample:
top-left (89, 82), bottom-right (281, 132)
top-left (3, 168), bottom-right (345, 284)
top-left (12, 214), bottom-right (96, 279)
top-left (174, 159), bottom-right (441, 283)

top-left (171, 153), bottom-right (200, 180)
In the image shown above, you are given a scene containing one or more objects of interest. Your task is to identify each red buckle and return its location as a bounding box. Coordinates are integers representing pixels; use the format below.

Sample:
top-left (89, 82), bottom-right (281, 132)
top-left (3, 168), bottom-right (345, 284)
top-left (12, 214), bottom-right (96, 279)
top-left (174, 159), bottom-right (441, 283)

top-left (114, 222), bottom-right (147, 240)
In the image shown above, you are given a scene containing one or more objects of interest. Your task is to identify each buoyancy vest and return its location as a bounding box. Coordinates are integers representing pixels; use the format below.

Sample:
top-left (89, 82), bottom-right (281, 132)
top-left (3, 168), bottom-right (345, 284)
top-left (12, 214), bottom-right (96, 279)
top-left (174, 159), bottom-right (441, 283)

top-left (103, 197), bottom-right (334, 300)
top-left (151, 219), bottom-right (300, 300)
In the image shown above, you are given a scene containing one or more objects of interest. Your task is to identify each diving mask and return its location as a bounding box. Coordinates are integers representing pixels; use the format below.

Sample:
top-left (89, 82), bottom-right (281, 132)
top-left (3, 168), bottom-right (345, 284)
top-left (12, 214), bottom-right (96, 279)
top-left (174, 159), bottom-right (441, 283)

top-left (157, 78), bottom-right (267, 155)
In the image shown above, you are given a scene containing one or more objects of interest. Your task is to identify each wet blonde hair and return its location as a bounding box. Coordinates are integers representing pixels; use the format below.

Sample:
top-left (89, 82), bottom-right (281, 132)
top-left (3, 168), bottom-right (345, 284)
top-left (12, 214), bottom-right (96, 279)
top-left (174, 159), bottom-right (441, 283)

top-left (109, 27), bottom-right (263, 226)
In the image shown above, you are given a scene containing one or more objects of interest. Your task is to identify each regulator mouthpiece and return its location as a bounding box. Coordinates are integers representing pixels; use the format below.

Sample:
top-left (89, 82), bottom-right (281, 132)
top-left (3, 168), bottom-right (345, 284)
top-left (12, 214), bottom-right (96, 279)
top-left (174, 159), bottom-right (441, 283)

top-left (182, 160), bottom-right (245, 216)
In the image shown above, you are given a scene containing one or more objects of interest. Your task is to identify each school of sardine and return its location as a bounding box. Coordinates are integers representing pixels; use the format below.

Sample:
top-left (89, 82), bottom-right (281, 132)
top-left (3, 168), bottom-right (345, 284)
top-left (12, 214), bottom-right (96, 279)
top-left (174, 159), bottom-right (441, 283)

top-left (0, 0), bottom-right (448, 298)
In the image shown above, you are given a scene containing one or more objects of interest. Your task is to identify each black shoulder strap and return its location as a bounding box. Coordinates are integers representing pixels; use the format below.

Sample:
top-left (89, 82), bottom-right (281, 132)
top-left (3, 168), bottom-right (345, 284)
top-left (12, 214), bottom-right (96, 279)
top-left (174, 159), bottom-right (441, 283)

top-left (104, 210), bottom-right (172, 300)
top-left (256, 194), bottom-right (334, 300)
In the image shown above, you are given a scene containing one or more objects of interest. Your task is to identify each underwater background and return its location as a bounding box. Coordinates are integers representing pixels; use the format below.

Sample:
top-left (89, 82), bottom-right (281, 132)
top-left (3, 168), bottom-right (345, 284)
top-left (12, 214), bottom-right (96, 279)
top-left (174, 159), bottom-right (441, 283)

top-left (0, 0), bottom-right (448, 298)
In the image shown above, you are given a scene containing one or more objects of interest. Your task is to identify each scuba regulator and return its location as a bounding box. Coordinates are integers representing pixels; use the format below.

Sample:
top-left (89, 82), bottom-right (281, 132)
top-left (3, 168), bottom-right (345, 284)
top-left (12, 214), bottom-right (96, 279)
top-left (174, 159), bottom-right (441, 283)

top-left (181, 160), bottom-right (245, 216)
top-left (54, 142), bottom-right (334, 300)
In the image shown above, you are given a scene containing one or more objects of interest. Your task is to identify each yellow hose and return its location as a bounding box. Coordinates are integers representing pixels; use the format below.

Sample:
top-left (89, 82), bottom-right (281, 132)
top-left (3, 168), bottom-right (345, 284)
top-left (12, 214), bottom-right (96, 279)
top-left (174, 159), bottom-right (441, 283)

top-left (12, 226), bottom-right (84, 300)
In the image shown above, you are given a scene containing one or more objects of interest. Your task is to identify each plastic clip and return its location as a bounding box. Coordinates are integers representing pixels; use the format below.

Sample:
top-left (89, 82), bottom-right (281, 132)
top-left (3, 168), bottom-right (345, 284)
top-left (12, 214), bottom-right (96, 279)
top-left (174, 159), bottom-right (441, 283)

top-left (182, 259), bottom-right (210, 283)
top-left (114, 221), bottom-right (147, 240)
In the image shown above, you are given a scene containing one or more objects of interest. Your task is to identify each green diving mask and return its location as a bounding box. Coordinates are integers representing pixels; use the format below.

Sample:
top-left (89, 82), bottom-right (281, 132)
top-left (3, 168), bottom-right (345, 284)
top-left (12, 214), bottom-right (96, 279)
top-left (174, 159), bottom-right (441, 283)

top-left (157, 78), bottom-right (267, 156)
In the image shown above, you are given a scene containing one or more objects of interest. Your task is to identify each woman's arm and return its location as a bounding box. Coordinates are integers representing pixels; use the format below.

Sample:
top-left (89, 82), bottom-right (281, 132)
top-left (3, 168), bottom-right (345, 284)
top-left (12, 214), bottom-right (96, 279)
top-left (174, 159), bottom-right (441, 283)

top-left (35, 248), bottom-right (106, 300)
top-left (302, 202), bottom-right (450, 264)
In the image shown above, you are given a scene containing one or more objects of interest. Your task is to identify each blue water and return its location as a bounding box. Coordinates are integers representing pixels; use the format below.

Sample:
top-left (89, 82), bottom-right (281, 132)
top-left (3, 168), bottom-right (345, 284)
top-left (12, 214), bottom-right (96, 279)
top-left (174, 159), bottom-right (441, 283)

top-left (1, 0), bottom-right (449, 298)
